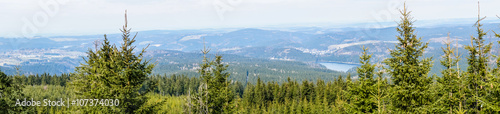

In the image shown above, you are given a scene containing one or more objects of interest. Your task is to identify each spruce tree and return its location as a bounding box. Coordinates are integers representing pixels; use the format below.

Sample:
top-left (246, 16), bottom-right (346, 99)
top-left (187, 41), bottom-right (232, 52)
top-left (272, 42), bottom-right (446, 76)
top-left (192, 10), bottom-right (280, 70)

top-left (435, 34), bottom-right (462, 113)
top-left (0, 70), bottom-right (27, 113)
top-left (463, 5), bottom-right (492, 112)
top-left (373, 66), bottom-right (388, 114)
top-left (71, 11), bottom-right (156, 113)
top-left (349, 46), bottom-right (377, 113)
top-left (187, 42), bottom-right (234, 113)
top-left (211, 55), bottom-right (235, 113)
top-left (0, 70), bottom-right (13, 113)
top-left (383, 4), bottom-right (433, 113)
top-left (333, 74), bottom-right (349, 113)
top-left (482, 15), bottom-right (500, 113)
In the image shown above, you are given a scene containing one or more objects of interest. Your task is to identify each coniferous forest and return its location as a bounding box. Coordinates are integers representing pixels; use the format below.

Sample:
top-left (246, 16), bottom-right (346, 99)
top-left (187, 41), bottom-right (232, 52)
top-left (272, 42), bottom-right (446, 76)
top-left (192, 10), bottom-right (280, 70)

top-left (3, 4), bottom-right (500, 114)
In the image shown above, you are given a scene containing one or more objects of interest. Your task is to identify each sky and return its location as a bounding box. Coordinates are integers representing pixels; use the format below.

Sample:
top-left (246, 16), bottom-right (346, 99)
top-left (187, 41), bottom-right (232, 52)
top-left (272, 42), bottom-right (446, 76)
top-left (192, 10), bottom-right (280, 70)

top-left (1, 0), bottom-right (500, 38)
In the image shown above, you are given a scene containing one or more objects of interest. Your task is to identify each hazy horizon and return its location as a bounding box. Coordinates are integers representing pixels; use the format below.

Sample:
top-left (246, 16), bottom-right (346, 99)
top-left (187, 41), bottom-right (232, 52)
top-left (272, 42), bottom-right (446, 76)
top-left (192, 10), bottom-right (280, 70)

top-left (2, 0), bottom-right (500, 38)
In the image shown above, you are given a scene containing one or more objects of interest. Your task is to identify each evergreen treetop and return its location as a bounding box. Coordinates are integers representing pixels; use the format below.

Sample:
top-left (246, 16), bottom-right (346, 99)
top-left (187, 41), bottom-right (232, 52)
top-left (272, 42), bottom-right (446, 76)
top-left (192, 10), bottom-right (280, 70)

top-left (71, 11), bottom-right (156, 113)
top-left (383, 4), bottom-right (433, 113)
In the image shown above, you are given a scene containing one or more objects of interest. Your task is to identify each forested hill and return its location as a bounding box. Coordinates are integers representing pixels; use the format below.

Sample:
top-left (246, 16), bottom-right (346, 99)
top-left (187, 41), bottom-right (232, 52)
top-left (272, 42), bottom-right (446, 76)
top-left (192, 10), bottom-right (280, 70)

top-left (148, 50), bottom-right (345, 83)
top-left (0, 50), bottom-right (345, 83)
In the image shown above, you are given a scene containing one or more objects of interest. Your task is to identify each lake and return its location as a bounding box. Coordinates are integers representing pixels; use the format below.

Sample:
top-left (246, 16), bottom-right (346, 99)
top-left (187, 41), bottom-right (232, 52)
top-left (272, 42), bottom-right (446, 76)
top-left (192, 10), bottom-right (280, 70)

top-left (319, 62), bottom-right (360, 72)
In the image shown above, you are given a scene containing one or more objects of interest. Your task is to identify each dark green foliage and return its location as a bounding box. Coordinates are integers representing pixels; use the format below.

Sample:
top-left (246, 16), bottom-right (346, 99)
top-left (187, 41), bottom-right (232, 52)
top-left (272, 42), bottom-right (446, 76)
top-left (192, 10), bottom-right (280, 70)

top-left (150, 50), bottom-right (346, 84)
top-left (20, 73), bottom-right (71, 86)
top-left (207, 55), bottom-right (235, 113)
top-left (235, 74), bottom-right (367, 113)
top-left (0, 70), bottom-right (28, 113)
top-left (151, 74), bottom-right (201, 96)
top-left (383, 4), bottom-right (433, 113)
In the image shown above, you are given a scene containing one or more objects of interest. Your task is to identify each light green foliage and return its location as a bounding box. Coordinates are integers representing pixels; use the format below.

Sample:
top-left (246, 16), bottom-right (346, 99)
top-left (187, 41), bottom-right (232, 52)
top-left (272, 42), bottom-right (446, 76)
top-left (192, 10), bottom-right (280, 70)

top-left (383, 4), bottom-right (433, 113)
top-left (141, 94), bottom-right (183, 114)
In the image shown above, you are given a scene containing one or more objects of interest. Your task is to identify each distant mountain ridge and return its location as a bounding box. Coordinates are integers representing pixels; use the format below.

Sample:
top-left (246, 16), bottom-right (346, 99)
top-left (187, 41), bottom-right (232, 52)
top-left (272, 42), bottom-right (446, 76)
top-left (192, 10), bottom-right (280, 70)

top-left (1, 21), bottom-right (500, 77)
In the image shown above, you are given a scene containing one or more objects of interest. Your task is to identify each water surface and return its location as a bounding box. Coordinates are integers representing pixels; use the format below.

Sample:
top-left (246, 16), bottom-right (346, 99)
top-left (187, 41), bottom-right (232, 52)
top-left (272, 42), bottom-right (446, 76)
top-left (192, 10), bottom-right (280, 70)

top-left (319, 62), bottom-right (359, 72)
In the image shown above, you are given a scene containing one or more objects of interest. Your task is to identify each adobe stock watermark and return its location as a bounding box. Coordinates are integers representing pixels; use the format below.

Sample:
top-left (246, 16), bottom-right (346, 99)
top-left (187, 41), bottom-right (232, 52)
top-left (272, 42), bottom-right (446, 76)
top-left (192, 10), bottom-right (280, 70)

top-left (21, 0), bottom-right (69, 38)
top-left (213, 0), bottom-right (244, 21)
top-left (360, 0), bottom-right (404, 38)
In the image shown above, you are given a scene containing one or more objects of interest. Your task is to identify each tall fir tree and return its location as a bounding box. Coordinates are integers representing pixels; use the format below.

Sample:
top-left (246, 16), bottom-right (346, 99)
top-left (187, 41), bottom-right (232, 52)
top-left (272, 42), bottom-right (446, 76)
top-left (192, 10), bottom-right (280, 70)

top-left (463, 3), bottom-right (492, 112)
top-left (208, 55), bottom-right (235, 113)
top-left (383, 4), bottom-right (433, 113)
top-left (187, 40), bottom-right (234, 114)
top-left (435, 34), bottom-right (462, 113)
top-left (70, 11), bottom-right (157, 113)
top-left (349, 46), bottom-right (377, 113)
